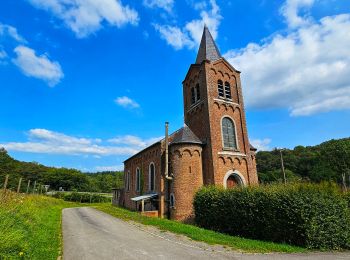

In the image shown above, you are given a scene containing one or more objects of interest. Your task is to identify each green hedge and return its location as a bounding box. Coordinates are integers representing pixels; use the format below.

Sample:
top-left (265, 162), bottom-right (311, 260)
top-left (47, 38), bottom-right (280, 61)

top-left (194, 183), bottom-right (350, 249)
top-left (51, 192), bottom-right (110, 203)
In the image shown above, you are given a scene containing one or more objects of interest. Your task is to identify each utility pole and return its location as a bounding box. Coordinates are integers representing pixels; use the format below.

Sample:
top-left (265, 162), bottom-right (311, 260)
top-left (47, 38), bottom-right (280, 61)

top-left (279, 149), bottom-right (287, 184)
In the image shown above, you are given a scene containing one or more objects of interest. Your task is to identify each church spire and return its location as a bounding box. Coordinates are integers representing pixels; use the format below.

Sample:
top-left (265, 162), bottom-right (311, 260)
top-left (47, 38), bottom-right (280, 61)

top-left (195, 25), bottom-right (221, 64)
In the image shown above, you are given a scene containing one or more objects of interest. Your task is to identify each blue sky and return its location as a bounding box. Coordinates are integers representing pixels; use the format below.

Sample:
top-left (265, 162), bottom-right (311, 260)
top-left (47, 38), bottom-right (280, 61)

top-left (0, 0), bottom-right (349, 172)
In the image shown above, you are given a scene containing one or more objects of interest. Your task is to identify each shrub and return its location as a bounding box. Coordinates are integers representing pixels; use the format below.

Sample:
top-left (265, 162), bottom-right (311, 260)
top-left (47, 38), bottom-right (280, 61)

top-left (194, 183), bottom-right (350, 249)
top-left (62, 192), bottom-right (110, 203)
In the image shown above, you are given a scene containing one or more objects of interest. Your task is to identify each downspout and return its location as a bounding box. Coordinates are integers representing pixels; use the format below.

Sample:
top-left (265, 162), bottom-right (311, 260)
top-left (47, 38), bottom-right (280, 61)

top-left (165, 122), bottom-right (172, 219)
top-left (165, 122), bottom-right (173, 180)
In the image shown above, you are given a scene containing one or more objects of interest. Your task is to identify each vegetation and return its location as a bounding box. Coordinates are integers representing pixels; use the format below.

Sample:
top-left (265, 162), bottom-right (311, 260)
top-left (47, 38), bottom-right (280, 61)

top-left (0, 148), bottom-right (123, 192)
top-left (0, 191), bottom-right (79, 259)
top-left (194, 183), bottom-right (350, 250)
top-left (257, 138), bottom-right (350, 184)
top-left (94, 204), bottom-right (305, 253)
top-left (52, 191), bottom-right (111, 203)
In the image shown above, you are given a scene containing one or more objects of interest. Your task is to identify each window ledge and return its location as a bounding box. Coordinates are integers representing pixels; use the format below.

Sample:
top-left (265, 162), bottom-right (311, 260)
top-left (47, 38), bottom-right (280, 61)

top-left (213, 98), bottom-right (239, 106)
top-left (218, 151), bottom-right (246, 157)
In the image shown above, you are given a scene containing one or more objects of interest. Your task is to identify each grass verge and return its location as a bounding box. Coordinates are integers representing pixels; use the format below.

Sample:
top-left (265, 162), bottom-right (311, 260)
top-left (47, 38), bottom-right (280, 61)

top-left (0, 191), bottom-right (79, 259)
top-left (93, 204), bottom-right (307, 253)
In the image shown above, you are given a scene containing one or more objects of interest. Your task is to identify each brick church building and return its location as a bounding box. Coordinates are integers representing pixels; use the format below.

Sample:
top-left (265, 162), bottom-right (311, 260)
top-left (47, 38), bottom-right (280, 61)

top-left (115, 26), bottom-right (258, 221)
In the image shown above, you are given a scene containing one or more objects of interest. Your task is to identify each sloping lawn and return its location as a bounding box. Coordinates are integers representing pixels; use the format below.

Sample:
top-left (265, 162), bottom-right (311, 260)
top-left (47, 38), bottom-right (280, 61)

top-left (94, 204), bottom-right (307, 253)
top-left (0, 191), bottom-right (79, 259)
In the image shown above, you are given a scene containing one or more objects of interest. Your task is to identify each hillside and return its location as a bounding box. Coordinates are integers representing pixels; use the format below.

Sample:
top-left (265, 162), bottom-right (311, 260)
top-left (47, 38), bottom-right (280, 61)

top-left (0, 148), bottom-right (123, 192)
top-left (257, 138), bottom-right (350, 184)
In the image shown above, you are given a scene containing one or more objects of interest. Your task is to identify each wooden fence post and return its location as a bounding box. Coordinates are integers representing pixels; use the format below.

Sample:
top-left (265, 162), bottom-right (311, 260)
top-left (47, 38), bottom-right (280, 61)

top-left (26, 180), bottom-right (31, 193)
top-left (17, 178), bottom-right (22, 193)
top-left (3, 175), bottom-right (9, 191)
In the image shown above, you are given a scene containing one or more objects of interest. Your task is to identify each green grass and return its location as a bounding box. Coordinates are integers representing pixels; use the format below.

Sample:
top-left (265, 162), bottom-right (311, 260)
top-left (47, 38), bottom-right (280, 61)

top-left (0, 191), bottom-right (79, 259)
top-left (94, 204), bottom-right (307, 253)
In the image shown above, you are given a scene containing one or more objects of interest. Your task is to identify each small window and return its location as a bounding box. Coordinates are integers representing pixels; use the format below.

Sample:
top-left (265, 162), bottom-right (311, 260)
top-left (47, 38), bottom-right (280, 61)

top-left (170, 193), bottom-right (175, 208)
top-left (222, 117), bottom-right (237, 149)
top-left (191, 88), bottom-right (196, 104)
top-left (195, 84), bottom-right (200, 101)
top-left (224, 82), bottom-right (232, 99)
top-left (218, 80), bottom-right (224, 97)
top-left (149, 163), bottom-right (155, 191)
top-left (136, 168), bottom-right (141, 191)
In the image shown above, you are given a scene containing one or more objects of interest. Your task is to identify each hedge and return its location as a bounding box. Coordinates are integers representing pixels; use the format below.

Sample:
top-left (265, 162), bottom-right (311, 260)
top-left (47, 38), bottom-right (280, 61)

top-left (194, 183), bottom-right (350, 249)
top-left (51, 192), bottom-right (110, 203)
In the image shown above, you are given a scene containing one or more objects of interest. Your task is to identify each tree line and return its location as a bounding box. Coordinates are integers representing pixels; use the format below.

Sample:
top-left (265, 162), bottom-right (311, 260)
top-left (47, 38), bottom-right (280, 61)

top-left (257, 137), bottom-right (350, 185)
top-left (1, 137), bottom-right (349, 192)
top-left (0, 148), bottom-right (123, 193)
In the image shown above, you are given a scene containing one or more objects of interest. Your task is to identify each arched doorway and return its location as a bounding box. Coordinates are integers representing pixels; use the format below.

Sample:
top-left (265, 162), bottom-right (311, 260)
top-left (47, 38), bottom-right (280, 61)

top-left (223, 170), bottom-right (246, 188)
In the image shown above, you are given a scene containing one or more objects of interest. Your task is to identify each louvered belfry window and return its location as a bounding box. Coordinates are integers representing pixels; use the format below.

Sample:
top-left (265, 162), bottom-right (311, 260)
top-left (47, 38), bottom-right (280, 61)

top-left (222, 117), bottom-right (237, 149)
top-left (218, 80), bottom-right (224, 97)
top-left (196, 84), bottom-right (200, 101)
top-left (191, 87), bottom-right (196, 104)
top-left (224, 82), bottom-right (232, 99)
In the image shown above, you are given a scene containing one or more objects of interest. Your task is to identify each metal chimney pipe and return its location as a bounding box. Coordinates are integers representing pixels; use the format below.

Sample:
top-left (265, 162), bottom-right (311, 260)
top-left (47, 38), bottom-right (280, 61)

top-left (164, 122), bottom-right (172, 180)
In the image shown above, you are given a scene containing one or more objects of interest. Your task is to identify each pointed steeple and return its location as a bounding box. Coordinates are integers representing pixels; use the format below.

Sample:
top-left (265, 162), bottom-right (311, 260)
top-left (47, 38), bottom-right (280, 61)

top-left (195, 25), bottom-right (221, 64)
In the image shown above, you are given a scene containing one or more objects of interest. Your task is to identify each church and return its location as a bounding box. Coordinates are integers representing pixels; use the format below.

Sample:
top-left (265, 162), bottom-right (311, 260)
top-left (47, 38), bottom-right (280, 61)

top-left (113, 26), bottom-right (258, 221)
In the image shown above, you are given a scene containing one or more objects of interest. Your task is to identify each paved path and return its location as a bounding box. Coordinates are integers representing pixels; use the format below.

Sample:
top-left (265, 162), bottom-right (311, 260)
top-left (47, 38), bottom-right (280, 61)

top-left (62, 207), bottom-right (349, 260)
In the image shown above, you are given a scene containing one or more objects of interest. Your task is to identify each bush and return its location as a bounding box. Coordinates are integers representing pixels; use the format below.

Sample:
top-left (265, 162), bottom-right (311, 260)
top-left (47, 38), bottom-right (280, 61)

top-left (62, 192), bottom-right (110, 203)
top-left (194, 183), bottom-right (350, 249)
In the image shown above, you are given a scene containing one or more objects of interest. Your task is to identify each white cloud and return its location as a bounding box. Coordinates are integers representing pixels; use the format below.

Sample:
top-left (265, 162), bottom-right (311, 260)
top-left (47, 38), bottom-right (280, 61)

top-left (153, 24), bottom-right (195, 50)
top-left (95, 165), bottom-right (124, 171)
top-left (225, 4), bottom-right (350, 116)
top-left (0, 49), bottom-right (7, 59)
top-left (154, 0), bottom-right (222, 50)
top-left (250, 138), bottom-right (271, 151)
top-left (280, 0), bottom-right (315, 28)
top-left (0, 23), bottom-right (63, 86)
top-left (143, 0), bottom-right (174, 13)
top-left (12, 45), bottom-right (64, 86)
top-left (28, 0), bottom-right (139, 38)
top-left (0, 129), bottom-right (161, 156)
top-left (108, 135), bottom-right (162, 147)
top-left (115, 96), bottom-right (140, 108)
top-left (0, 23), bottom-right (27, 43)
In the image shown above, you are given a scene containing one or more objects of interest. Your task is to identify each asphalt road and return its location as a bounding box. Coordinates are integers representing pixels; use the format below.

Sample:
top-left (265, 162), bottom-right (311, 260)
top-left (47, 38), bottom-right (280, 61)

top-left (62, 207), bottom-right (350, 260)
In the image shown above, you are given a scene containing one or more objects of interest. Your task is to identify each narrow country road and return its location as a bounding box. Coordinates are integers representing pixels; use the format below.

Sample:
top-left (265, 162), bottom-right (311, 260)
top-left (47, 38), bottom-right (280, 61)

top-left (62, 207), bottom-right (349, 260)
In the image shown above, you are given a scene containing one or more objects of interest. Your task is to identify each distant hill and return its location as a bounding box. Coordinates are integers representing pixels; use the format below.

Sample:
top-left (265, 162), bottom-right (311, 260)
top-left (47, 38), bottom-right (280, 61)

top-left (257, 138), bottom-right (350, 184)
top-left (0, 148), bottom-right (123, 192)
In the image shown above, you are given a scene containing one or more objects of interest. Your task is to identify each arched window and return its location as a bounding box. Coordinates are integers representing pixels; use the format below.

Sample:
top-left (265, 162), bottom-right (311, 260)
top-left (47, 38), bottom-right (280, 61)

top-left (191, 87), bottom-right (195, 104)
top-left (135, 168), bottom-right (141, 192)
top-left (126, 171), bottom-right (130, 191)
top-left (224, 82), bottom-right (232, 99)
top-left (170, 193), bottom-right (175, 208)
top-left (195, 84), bottom-right (200, 101)
top-left (218, 80), bottom-right (224, 97)
top-left (222, 117), bottom-right (237, 149)
top-left (149, 163), bottom-right (155, 191)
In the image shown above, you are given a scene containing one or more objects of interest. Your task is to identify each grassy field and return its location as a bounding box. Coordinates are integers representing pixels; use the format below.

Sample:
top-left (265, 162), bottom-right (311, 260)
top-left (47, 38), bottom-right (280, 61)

top-left (0, 191), bottom-right (79, 259)
top-left (94, 204), bottom-right (307, 253)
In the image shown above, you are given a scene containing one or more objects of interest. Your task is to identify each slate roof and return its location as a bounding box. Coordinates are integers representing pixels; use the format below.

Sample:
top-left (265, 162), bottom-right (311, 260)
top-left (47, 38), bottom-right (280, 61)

top-left (195, 25), bottom-right (222, 64)
top-left (170, 125), bottom-right (202, 145)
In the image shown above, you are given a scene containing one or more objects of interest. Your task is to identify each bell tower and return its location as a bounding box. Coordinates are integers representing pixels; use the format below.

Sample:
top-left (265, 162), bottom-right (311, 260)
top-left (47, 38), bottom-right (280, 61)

top-left (182, 26), bottom-right (258, 186)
